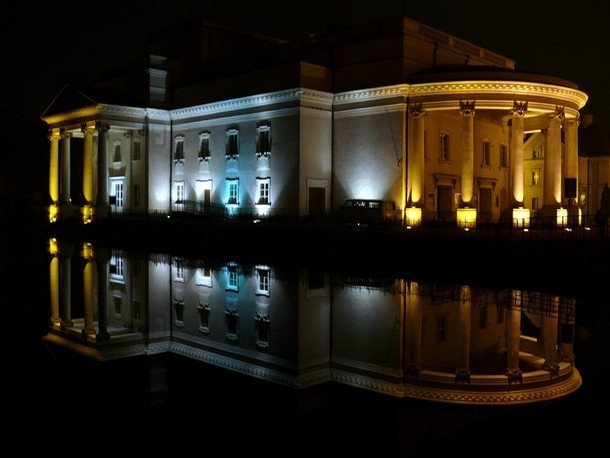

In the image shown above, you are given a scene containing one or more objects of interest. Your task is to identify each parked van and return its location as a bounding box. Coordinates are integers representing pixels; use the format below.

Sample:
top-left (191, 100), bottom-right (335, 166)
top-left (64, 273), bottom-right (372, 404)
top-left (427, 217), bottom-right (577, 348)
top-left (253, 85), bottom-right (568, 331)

top-left (337, 199), bottom-right (402, 226)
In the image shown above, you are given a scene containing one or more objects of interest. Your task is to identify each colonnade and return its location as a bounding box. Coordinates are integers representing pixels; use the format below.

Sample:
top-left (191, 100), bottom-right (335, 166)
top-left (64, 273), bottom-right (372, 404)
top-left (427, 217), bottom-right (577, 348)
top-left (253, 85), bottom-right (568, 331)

top-left (406, 101), bottom-right (580, 227)
top-left (47, 122), bottom-right (110, 223)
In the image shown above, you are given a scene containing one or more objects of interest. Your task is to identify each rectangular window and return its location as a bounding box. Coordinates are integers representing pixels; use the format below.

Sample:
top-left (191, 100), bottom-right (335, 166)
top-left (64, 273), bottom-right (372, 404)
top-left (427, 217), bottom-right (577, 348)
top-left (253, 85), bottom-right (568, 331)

top-left (199, 132), bottom-right (210, 161)
top-left (436, 316), bottom-right (447, 343)
top-left (255, 313), bottom-right (270, 349)
top-left (439, 133), bottom-right (449, 160)
top-left (532, 169), bottom-right (540, 186)
top-left (174, 260), bottom-right (185, 282)
top-left (109, 253), bottom-right (124, 282)
top-left (175, 181), bottom-right (185, 203)
top-left (533, 145), bottom-right (543, 159)
top-left (115, 182), bottom-right (124, 208)
top-left (257, 178), bottom-right (270, 205)
top-left (226, 263), bottom-right (238, 291)
top-left (198, 303), bottom-right (211, 334)
top-left (196, 266), bottom-right (212, 287)
top-left (174, 300), bottom-right (184, 327)
top-left (256, 125), bottom-right (271, 156)
top-left (132, 141), bottom-right (141, 161)
top-left (500, 144), bottom-right (508, 167)
top-left (174, 136), bottom-right (185, 162)
top-left (226, 179), bottom-right (239, 206)
top-left (482, 140), bottom-right (491, 166)
top-left (226, 129), bottom-right (239, 157)
top-left (113, 143), bottom-right (122, 162)
top-left (256, 266), bottom-right (270, 296)
top-left (532, 197), bottom-right (539, 209)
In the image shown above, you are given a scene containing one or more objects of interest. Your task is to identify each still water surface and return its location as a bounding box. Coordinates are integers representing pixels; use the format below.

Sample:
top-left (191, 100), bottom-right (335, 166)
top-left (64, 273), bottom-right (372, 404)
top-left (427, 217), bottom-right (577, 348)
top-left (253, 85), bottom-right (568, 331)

top-left (3, 235), bottom-right (610, 455)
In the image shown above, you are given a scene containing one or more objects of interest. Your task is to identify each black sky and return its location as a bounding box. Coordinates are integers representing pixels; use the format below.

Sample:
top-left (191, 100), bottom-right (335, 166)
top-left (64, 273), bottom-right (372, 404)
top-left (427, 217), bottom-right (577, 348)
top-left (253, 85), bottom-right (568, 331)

top-left (2, 0), bottom-right (609, 127)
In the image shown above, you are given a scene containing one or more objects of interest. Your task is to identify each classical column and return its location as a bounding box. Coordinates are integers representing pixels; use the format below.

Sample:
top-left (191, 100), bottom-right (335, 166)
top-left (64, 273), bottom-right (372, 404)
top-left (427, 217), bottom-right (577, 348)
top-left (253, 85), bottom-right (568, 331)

top-left (96, 247), bottom-right (110, 341)
top-left (543, 107), bottom-right (564, 208)
top-left (97, 122), bottom-right (110, 218)
top-left (564, 117), bottom-right (580, 225)
top-left (542, 297), bottom-right (560, 370)
top-left (81, 123), bottom-right (96, 222)
top-left (506, 290), bottom-right (522, 371)
top-left (405, 281), bottom-right (423, 375)
top-left (456, 285), bottom-right (472, 382)
top-left (60, 131), bottom-right (71, 205)
top-left (459, 101), bottom-right (475, 205)
top-left (60, 251), bottom-right (73, 327)
top-left (510, 102), bottom-right (528, 205)
top-left (49, 252), bottom-right (61, 328)
top-left (82, 243), bottom-right (96, 338)
top-left (408, 104), bottom-right (426, 207)
top-left (48, 129), bottom-right (61, 221)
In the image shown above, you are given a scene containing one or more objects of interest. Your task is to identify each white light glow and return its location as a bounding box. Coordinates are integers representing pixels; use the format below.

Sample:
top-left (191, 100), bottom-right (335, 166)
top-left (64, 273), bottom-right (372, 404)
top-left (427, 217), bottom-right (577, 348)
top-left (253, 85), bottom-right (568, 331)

top-left (556, 208), bottom-right (568, 227)
top-left (512, 207), bottom-right (530, 228)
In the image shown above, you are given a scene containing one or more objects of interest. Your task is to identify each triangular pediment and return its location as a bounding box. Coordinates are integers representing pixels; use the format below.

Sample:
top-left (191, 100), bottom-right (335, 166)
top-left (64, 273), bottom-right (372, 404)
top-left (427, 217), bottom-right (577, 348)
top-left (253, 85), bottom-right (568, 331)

top-left (41, 84), bottom-right (100, 119)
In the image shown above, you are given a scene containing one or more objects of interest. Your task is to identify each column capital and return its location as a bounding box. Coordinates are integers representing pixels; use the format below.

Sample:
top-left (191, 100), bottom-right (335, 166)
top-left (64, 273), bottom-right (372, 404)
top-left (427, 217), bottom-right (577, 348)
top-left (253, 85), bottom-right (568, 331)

top-left (548, 105), bottom-right (565, 122)
top-left (459, 100), bottom-right (475, 116)
top-left (96, 120), bottom-right (110, 133)
top-left (511, 101), bottom-right (528, 116)
top-left (47, 129), bottom-right (61, 141)
top-left (408, 102), bottom-right (426, 118)
top-left (81, 123), bottom-right (96, 134)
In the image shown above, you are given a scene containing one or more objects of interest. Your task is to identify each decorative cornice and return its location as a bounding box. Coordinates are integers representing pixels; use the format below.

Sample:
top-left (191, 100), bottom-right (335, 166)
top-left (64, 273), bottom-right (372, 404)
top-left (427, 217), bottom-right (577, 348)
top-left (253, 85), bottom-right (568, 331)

top-left (171, 88), bottom-right (333, 121)
top-left (409, 80), bottom-right (588, 109)
top-left (41, 105), bottom-right (101, 125)
top-left (334, 85), bottom-right (409, 105)
top-left (333, 103), bottom-right (405, 119)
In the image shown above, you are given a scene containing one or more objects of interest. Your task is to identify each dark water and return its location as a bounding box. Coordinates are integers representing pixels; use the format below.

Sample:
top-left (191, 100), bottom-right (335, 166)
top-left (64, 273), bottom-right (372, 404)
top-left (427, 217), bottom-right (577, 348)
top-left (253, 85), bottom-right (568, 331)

top-left (3, 227), bottom-right (610, 456)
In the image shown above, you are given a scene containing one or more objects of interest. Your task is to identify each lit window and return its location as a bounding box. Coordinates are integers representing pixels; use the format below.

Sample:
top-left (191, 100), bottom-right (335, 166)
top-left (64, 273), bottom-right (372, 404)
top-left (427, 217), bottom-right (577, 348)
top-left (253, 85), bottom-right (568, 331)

top-left (533, 145), bottom-right (543, 159)
top-left (256, 125), bottom-right (271, 157)
top-left (109, 252), bottom-right (124, 282)
top-left (226, 179), bottom-right (239, 206)
top-left (532, 169), bottom-right (540, 186)
top-left (440, 133), bottom-right (450, 160)
top-left (175, 181), bottom-right (185, 203)
top-left (436, 316), bottom-right (447, 343)
top-left (174, 259), bottom-right (185, 282)
top-left (113, 142), bottom-right (122, 162)
top-left (256, 266), bottom-right (270, 296)
top-left (196, 266), bottom-right (212, 287)
top-left (199, 131), bottom-right (211, 161)
top-left (174, 136), bottom-right (185, 162)
top-left (113, 181), bottom-right (124, 208)
top-left (482, 140), bottom-right (491, 166)
top-left (132, 141), bottom-right (141, 161)
top-left (226, 263), bottom-right (238, 291)
top-left (256, 178), bottom-right (270, 205)
top-left (500, 144), bottom-right (508, 167)
top-left (226, 129), bottom-right (239, 158)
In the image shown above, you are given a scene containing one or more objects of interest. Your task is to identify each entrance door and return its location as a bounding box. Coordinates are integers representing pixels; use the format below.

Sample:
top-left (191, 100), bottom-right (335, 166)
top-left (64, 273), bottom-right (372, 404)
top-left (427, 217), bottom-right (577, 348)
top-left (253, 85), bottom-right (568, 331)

top-left (479, 188), bottom-right (492, 222)
top-left (309, 187), bottom-right (326, 216)
top-left (437, 185), bottom-right (453, 221)
top-left (110, 178), bottom-right (125, 213)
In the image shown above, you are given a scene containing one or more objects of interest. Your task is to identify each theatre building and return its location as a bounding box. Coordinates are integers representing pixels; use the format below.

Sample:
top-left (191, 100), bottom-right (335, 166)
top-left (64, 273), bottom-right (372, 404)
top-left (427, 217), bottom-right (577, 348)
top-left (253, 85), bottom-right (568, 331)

top-left (42, 16), bottom-right (588, 228)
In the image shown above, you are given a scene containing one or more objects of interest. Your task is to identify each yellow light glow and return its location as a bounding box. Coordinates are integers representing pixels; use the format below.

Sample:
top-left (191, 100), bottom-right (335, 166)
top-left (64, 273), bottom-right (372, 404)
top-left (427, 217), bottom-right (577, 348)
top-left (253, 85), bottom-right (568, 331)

top-left (405, 207), bottom-right (422, 227)
top-left (512, 207), bottom-right (530, 228)
top-left (49, 238), bottom-right (59, 256)
top-left (48, 204), bottom-right (58, 223)
top-left (556, 208), bottom-right (568, 227)
top-left (457, 207), bottom-right (476, 228)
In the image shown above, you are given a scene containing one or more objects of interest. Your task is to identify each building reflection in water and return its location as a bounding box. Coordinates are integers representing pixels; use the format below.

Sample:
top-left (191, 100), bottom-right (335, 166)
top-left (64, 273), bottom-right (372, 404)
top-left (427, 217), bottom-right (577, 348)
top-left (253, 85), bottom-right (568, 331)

top-left (45, 238), bottom-right (581, 407)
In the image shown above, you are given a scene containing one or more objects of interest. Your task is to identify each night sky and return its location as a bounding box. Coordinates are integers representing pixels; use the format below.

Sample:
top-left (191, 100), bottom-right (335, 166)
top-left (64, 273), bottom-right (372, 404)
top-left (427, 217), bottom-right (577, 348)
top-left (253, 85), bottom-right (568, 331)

top-left (2, 0), bottom-right (609, 126)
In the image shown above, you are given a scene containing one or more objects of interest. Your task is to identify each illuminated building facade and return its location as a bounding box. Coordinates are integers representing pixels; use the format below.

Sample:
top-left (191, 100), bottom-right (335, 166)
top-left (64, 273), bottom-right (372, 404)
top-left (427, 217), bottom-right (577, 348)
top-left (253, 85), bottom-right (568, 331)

top-left (42, 17), bottom-right (587, 227)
